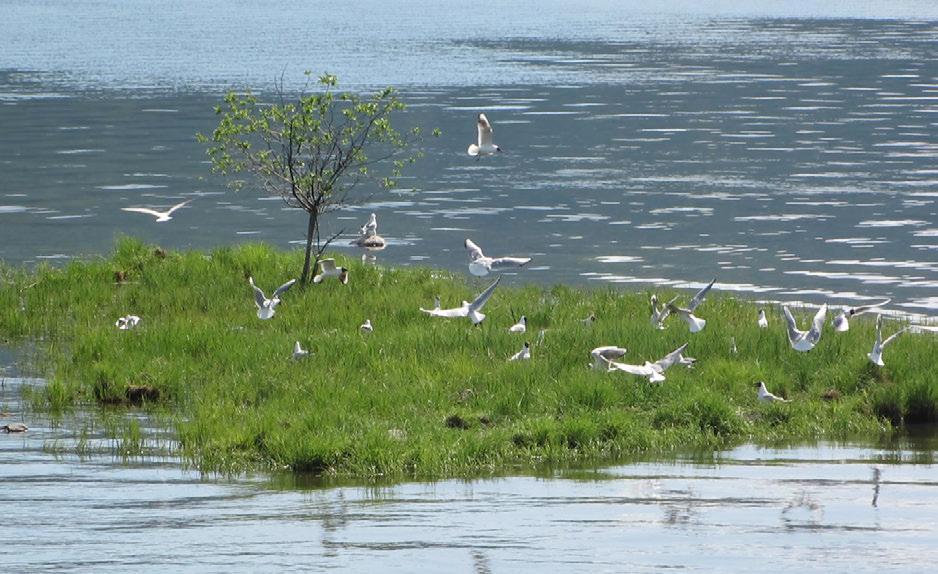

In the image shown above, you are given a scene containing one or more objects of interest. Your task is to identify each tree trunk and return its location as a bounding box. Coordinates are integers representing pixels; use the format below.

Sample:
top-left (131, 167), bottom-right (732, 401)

top-left (300, 209), bottom-right (319, 284)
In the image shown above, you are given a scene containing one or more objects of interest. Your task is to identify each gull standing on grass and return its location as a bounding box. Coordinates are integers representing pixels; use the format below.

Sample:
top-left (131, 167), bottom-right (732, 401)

top-left (420, 276), bottom-right (501, 325)
top-left (249, 277), bottom-right (296, 320)
top-left (115, 315), bottom-right (141, 330)
top-left (292, 341), bottom-right (309, 360)
top-left (758, 308), bottom-right (768, 328)
top-left (650, 294), bottom-right (676, 330)
top-left (121, 199), bottom-right (191, 222)
top-left (756, 381), bottom-right (790, 403)
top-left (508, 315), bottom-right (527, 333)
top-left (464, 239), bottom-right (532, 277)
top-left (667, 279), bottom-right (716, 333)
top-left (833, 299), bottom-right (891, 332)
top-left (868, 314), bottom-right (911, 367)
top-left (589, 346), bottom-right (628, 370)
top-left (313, 259), bottom-right (349, 284)
top-left (782, 303), bottom-right (827, 352)
top-left (509, 342), bottom-right (531, 361)
top-left (467, 113), bottom-right (502, 159)
top-left (360, 319), bottom-right (374, 334)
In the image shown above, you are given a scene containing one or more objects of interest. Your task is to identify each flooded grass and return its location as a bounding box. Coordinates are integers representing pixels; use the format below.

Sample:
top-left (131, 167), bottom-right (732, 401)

top-left (1, 237), bottom-right (936, 477)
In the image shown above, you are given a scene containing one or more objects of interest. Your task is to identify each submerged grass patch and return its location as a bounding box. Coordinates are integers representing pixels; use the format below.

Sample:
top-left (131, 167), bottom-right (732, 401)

top-left (1, 237), bottom-right (935, 477)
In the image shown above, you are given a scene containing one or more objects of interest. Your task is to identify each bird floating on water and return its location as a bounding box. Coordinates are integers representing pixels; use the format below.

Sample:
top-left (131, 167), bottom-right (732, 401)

top-left (249, 277), bottom-right (296, 320)
top-left (420, 276), bottom-right (501, 325)
top-left (313, 259), bottom-right (349, 284)
top-left (667, 278), bottom-right (715, 333)
top-left (782, 303), bottom-right (827, 352)
top-left (121, 199), bottom-right (191, 222)
top-left (464, 239), bottom-right (532, 277)
top-left (467, 113), bottom-right (501, 159)
top-left (509, 342), bottom-right (531, 361)
top-left (115, 315), bottom-right (141, 330)
top-left (833, 298), bottom-right (891, 332)
top-left (756, 381), bottom-right (790, 403)
top-left (868, 314), bottom-right (911, 367)
top-left (1, 423), bottom-right (28, 433)
top-left (508, 315), bottom-right (527, 333)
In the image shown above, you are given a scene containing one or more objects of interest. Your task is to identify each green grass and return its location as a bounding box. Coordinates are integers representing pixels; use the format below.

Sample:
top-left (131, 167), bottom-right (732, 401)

top-left (1, 237), bottom-right (936, 477)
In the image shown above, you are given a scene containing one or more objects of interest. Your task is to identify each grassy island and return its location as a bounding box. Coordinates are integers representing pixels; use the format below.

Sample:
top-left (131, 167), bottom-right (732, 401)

top-left (1, 238), bottom-right (936, 477)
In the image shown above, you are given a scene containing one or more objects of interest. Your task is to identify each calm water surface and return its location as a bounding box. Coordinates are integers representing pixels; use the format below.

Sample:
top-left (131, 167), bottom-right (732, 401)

top-left (2, 377), bottom-right (937, 573)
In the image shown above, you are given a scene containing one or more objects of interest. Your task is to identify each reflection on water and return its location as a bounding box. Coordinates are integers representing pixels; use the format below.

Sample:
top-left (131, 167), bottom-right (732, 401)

top-left (2, 376), bottom-right (938, 573)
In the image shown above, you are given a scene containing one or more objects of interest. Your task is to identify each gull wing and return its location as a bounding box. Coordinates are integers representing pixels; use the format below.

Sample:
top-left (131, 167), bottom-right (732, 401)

top-left (420, 305), bottom-right (467, 318)
top-left (273, 278), bottom-right (297, 299)
top-left (469, 275), bottom-right (501, 314)
top-left (806, 303), bottom-right (828, 344)
top-left (591, 346), bottom-right (627, 361)
top-left (606, 360), bottom-right (654, 377)
top-left (248, 277), bottom-right (268, 308)
top-left (882, 324), bottom-right (912, 349)
top-left (477, 113), bottom-right (493, 147)
top-left (852, 298), bottom-right (892, 316)
top-left (464, 238), bottom-right (485, 261)
top-left (653, 343), bottom-right (689, 372)
top-left (489, 256), bottom-right (532, 270)
top-left (166, 199), bottom-right (192, 215)
top-left (121, 207), bottom-right (163, 217)
top-left (782, 306), bottom-right (802, 343)
top-left (687, 278), bottom-right (715, 312)
top-left (318, 258), bottom-right (337, 273)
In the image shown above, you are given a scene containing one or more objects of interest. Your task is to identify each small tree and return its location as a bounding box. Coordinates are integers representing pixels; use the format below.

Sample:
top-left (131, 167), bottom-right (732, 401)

top-left (198, 73), bottom-right (428, 283)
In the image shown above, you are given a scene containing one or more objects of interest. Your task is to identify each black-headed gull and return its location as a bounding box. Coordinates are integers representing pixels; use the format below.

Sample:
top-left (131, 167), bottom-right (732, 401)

top-left (121, 199), bottom-right (191, 222)
top-left (833, 298), bottom-right (891, 332)
top-left (868, 314), bottom-right (911, 367)
top-left (756, 381), bottom-right (790, 403)
top-left (782, 304), bottom-right (827, 352)
top-left (360, 213), bottom-right (378, 237)
top-left (604, 343), bottom-right (692, 383)
top-left (509, 342), bottom-right (531, 361)
top-left (667, 279), bottom-right (715, 333)
top-left (464, 239), bottom-right (532, 277)
top-left (292, 341), bottom-right (309, 360)
top-left (508, 315), bottom-right (527, 333)
top-left (589, 346), bottom-right (628, 370)
top-left (420, 276), bottom-right (501, 324)
top-left (758, 309), bottom-right (768, 329)
top-left (467, 113), bottom-right (501, 158)
top-left (313, 258), bottom-right (349, 284)
top-left (650, 294), bottom-right (676, 330)
top-left (115, 315), bottom-right (141, 330)
top-left (249, 277), bottom-right (296, 320)
top-left (360, 319), bottom-right (374, 334)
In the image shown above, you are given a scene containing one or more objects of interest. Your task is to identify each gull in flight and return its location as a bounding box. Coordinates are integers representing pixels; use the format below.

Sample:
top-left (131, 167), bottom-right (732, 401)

top-left (782, 304), bottom-right (827, 352)
top-left (604, 343), bottom-right (693, 383)
top-left (508, 315), bottom-right (527, 333)
top-left (758, 309), bottom-right (768, 329)
top-left (509, 342), bottom-right (531, 361)
top-left (650, 294), bottom-right (676, 330)
top-left (420, 276), bottom-right (501, 324)
top-left (589, 346), bottom-right (627, 370)
top-left (833, 299), bottom-right (891, 332)
top-left (868, 314), bottom-right (911, 367)
top-left (360, 319), bottom-right (374, 334)
top-left (464, 239), bottom-right (532, 277)
top-left (313, 259), bottom-right (349, 284)
top-left (121, 199), bottom-right (191, 222)
top-left (467, 113), bottom-right (501, 159)
top-left (249, 277), bottom-right (296, 320)
top-left (756, 381), bottom-right (790, 403)
top-left (667, 279), bottom-right (715, 333)
top-left (292, 341), bottom-right (309, 360)
top-left (115, 315), bottom-right (141, 330)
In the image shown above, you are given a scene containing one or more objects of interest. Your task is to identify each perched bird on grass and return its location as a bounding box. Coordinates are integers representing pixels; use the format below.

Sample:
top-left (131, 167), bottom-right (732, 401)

top-left (868, 314), bottom-right (911, 367)
top-left (508, 315), bottom-right (527, 333)
top-left (292, 341), bottom-right (309, 360)
top-left (833, 298), bottom-right (891, 332)
top-left (667, 278), bottom-right (715, 333)
top-left (360, 319), bottom-right (374, 334)
top-left (782, 303), bottom-right (827, 352)
top-left (758, 308), bottom-right (768, 328)
top-left (580, 313), bottom-right (596, 326)
top-left (420, 276), bottom-right (501, 325)
top-left (756, 381), bottom-right (790, 403)
top-left (467, 113), bottom-right (502, 159)
top-left (509, 342), bottom-right (531, 361)
top-left (313, 259), bottom-right (349, 284)
top-left (115, 315), bottom-right (141, 330)
top-left (249, 277), bottom-right (296, 320)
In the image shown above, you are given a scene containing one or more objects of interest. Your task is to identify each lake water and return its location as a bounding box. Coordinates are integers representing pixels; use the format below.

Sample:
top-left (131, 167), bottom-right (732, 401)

top-left (2, 376), bottom-right (938, 573)
top-left (3, 2), bottom-right (938, 570)
top-left (2, 1), bottom-right (938, 318)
